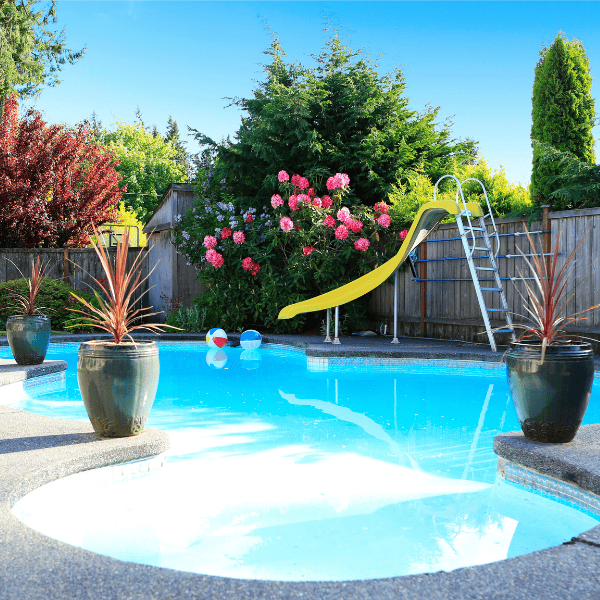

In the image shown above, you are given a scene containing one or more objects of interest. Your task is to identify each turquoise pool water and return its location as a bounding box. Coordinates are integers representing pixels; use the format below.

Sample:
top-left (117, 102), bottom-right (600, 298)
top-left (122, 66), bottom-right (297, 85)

top-left (3, 341), bottom-right (599, 581)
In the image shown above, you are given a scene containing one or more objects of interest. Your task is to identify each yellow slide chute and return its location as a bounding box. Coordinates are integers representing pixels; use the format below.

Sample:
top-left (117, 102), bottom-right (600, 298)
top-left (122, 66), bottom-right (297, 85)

top-left (278, 200), bottom-right (483, 320)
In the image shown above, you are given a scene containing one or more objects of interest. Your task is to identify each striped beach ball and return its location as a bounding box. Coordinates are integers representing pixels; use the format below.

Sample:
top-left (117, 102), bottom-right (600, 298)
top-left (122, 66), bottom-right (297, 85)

top-left (206, 349), bottom-right (227, 369)
top-left (240, 329), bottom-right (262, 350)
top-left (206, 328), bottom-right (228, 349)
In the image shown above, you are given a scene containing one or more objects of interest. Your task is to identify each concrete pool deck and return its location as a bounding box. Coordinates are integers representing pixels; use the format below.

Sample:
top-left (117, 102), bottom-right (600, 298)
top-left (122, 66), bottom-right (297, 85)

top-left (2, 333), bottom-right (600, 599)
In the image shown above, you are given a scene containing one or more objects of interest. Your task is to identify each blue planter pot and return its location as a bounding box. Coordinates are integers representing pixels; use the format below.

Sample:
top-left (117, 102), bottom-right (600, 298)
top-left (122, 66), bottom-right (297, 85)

top-left (6, 315), bottom-right (51, 365)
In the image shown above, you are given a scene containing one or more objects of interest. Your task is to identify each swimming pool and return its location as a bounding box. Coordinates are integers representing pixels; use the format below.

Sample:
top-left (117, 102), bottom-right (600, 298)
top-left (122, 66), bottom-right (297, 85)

top-left (3, 341), bottom-right (599, 581)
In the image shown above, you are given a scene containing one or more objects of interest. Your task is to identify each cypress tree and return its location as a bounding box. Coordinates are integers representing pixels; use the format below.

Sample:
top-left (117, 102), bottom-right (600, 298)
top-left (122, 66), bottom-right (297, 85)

top-left (531, 33), bottom-right (595, 204)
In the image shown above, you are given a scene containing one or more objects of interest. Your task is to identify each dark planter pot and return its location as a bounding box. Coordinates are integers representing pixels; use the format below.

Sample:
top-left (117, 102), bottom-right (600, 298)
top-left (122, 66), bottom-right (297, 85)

top-left (6, 315), bottom-right (51, 365)
top-left (77, 340), bottom-right (159, 438)
top-left (506, 342), bottom-right (595, 443)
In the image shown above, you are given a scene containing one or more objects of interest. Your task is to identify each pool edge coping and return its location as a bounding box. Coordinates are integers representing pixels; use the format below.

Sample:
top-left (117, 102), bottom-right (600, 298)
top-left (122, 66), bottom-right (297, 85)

top-left (2, 333), bottom-right (600, 599)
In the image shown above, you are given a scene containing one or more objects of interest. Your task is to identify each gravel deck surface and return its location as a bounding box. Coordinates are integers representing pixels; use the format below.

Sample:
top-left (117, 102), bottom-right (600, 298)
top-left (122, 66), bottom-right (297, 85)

top-left (1, 333), bottom-right (600, 599)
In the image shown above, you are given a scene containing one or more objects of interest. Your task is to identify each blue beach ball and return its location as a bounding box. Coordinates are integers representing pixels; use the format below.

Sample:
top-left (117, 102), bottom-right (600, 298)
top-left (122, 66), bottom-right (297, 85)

top-left (206, 328), bottom-right (228, 349)
top-left (240, 349), bottom-right (262, 369)
top-left (240, 329), bottom-right (262, 350)
top-left (206, 348), bottom-right (227, 369)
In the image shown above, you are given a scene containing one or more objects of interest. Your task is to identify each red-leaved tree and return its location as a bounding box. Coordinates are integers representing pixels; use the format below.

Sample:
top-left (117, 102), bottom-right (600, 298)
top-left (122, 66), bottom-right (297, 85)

top-left (0, 96), bottom-right (123, 247)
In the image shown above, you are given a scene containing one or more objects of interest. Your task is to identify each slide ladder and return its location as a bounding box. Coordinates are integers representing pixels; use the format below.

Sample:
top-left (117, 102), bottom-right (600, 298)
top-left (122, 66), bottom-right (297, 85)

top-left (441, 176), bottom-right (516, 351)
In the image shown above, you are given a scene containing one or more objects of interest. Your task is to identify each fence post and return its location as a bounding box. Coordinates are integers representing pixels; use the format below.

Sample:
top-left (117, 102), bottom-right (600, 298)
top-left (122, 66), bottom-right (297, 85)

top-left (420, 242), bottom-right (427, 336)
top-left (63, 247), bottom-right (70, 286)
top-left (542, 205), bottom-right (551, 272)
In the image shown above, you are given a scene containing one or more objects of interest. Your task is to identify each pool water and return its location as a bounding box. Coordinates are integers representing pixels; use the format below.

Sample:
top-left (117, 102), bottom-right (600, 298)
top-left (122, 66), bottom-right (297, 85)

top-left (3, 342), bottom-right (599, 581)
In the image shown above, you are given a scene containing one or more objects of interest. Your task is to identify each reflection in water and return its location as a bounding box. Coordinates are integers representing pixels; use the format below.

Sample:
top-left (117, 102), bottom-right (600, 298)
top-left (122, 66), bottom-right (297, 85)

top-left (7, 343), bottom-right (600, 581)
top-left (206, 348), bottom-right (227, 369)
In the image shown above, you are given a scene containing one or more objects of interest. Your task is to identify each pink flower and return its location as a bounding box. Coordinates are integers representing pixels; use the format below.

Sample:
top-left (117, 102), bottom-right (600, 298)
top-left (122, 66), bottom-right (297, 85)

top-left (339, 173), bottom-right (350, 188)
top-left (291, 174), bottom-right (302, 188)
top-left (288, 195), bottom-right (299, 211)
top-left (271, 194), bottom-right (284, 208)
top-left (399, 229), bottom-right (408, 241)
top-left (337, 207), bottom-right (351, 222)
top-left (242, 256), bottom-right (260, 275)
top-left (298, 176), bottom-right (309, 190)
top-left (354, 238), bottom-right (370, 252)
top-left (321, 195), bottom-right (332, 208)
top-left (303, 246), bottom-right (315, 255)
top-left (203, 235), bottom-right (218, 249)
top-left (277, 170), bottom-right (289, 182)
top-left (335, 225), bottom-right (349, 240)
top-left (206, 249), bottom-right (224, 268)
top-left (326, 176), bottom-right (336, 191)
top-left (246, 214), bottom-right (254, 223)
top-left (377, 214), bottom-right (391, 228)
top-left (206, 249), bottom-right (217, 261)
top-left (327, 173), bottom-right (350, 190)
top-left (280, 217), bottom-right (294, 232)
top-left (323, 215), bottom-right (336, 228)
top-left (348, 219), bottom-right (363, 233)
top-left (297, 193), bottom-right (310, 205)
top-left (312, 197), bottom-right (322, 208)
top-left (220, 227), bottom-right (232, 239)
top-left (308, 187), bottom-right (316, 198)
top-left (374, 201), bottom-right (388, 214)
top-left (233, 231), bottom-right (245, 244)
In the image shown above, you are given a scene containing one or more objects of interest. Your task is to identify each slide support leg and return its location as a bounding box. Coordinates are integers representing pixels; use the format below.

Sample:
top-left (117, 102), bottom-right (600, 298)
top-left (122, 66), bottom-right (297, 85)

top-left (324, 308), bottom-right (332, 343)
top-left (333, 305), bottom-right (341, 345)
top-left (391, 269), bottom-right (400, 344)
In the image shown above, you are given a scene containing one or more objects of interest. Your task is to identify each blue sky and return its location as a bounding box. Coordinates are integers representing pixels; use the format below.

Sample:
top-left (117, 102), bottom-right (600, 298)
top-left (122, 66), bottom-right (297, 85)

top-left (23, 1), bottom-right (600, 188)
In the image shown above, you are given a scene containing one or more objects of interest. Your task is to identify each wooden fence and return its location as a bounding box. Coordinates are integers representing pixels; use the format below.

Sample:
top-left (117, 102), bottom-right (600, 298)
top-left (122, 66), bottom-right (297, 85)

top-left (369, 205), bottom-right (600, 344)
top-left (0, 247), bottom-right (149, 309)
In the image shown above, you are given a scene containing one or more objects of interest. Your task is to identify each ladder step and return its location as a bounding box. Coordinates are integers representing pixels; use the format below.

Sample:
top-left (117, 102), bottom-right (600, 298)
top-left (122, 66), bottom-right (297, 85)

top-left (494, 329), bottom-right (515, 333)
top-left (472, 247), bottom-right (489, 251)
top-left (467, 227), bottom-right (485, 231)
top-left (486, 308), bottom-right (508, 312)
top-left (480, 288), bottom-right (502, 292)
top-left (475, 267), bottom-right (495, 271)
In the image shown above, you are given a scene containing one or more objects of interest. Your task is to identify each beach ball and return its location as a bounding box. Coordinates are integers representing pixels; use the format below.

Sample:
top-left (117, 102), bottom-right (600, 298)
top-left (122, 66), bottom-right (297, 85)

top-left (240, 329), bottom-right (262, 350)
top-left (206, 349), bottom-right (227, 369)
top-left (240, 349), bottom-right (262, 370)
top-left (206, 328), bottom-right (228, 349)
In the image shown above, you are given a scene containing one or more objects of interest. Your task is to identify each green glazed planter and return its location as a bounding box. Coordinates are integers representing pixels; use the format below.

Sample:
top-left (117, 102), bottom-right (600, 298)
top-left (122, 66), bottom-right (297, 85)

top-left (77, 340), bottom-right (160, 438)
top-left (6, 315), bottom-right (51, 365)
top-left (506, 342), bottom-right (595, 443)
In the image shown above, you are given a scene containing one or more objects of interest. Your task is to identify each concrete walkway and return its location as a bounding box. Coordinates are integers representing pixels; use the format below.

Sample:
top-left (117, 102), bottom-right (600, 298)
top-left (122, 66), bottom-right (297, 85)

top-left (2, 334), bottom-right (600, 599)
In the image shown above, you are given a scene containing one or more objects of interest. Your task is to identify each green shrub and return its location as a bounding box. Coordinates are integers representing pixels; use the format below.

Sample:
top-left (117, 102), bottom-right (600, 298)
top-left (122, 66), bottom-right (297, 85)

top-left (165, 305), bottom-right (209, 333)
top-left (0, 277), bottom-right (97, 331)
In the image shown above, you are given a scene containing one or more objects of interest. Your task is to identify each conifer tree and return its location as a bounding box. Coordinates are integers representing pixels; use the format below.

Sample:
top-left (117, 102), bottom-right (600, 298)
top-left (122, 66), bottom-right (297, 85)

top-left (531, 33), bottom-right (595, 204)
top-left (164, 116), bottom-right (189, 177)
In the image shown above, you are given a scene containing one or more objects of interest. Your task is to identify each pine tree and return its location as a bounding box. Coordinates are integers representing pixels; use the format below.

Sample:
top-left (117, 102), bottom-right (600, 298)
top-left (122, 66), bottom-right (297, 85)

top-left (530, 33), bottom-right (595, 204)
top-left (164, 116), bottom-right (189, 178)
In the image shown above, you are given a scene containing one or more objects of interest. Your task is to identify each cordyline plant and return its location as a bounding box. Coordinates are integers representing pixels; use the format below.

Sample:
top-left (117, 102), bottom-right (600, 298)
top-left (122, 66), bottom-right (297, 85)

top-left (511, 225), bottom-right (599, 362)
top-left (7, 256), bottom-right (50, 316)
top-left (68, 226), bottom-right (174, 344)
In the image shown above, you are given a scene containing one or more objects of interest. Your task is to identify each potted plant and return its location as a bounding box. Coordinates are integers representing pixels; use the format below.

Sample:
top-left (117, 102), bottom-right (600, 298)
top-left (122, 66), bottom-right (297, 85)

top-left (69, 226), bottom-right (173, 438)
top-left (506, 226), bottom-right (599, 443)
top-left (5, 256), bottom-right (52, 365)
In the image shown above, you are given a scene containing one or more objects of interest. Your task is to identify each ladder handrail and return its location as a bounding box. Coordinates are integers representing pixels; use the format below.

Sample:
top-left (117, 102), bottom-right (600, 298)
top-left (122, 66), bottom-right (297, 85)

top-left (460, 178), bottom-right (501, 257)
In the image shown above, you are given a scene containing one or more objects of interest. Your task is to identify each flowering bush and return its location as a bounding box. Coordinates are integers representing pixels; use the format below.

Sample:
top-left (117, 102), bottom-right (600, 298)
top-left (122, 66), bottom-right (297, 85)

top-left (173, 171), bottom-right (402, 332)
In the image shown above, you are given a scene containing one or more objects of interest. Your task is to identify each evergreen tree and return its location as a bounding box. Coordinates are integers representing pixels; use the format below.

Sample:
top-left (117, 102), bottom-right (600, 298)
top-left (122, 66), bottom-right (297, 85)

top-left (531, 33), bottom-right (596, 204)
top-left (164, 115), bottom-right (189, 177)
top-left (192, 32), bottom-right (475, 209)
top-left (0, 0), bottom-right (84, 115)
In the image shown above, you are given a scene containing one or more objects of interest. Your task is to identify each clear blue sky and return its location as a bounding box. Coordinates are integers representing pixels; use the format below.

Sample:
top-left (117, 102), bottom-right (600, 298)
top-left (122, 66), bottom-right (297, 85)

top-left (23, 1), bottom-right (600, 188)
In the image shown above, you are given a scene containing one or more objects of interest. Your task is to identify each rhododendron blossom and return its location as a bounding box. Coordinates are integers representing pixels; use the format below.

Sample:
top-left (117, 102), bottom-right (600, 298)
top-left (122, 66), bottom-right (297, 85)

top-left (246, 214), bottom-right (254, 223)
top-left (277, 170), bottom-right (289, 182)
top-left (327, 173), bottom-right (350, 190)
top-left (280, 217), bottom-right (294, 232)
top-left (303, 246), bottom-right (315, 255)
top-left (242, 256), bottom-right (260, 275)
top-left (233, 231), bottom-right (245, 244)
top-left (308, 188), bottom-right (316, 198)
top-left (206, 249), bottom-right (224, 269)
top-left (377, 214), bottom-right (391, 228)
top-left (288, 195), bottom-right (299, 211)
top-left (291, 174), bottom-right (310, 190)
top-left (354, 238), bottom-right (370, 252)
top-left (374, 201), bottom-right (388, 214)
top-left (297, 193), bottom-right (310, 205)
top-left (348, 219), bottom-right (363, 233)
top-left (323, 215), bottom-right (336, 228)
top-left (203, 235), bottom-right (218, 249)
top-left (321, 195), bottom-right (332, 208)
top-left (399, 229), bottom-right (408, 241)
top-left (312, 198), bottom-right (322, 208)
top-left (337, 207), bottom-right (351, 221)
top-left (335, 225), bottom-right (349, 240)
top-left (271, 194), bottom-right (284, 208)
top-left (220, 227), bottom-right (232, 239)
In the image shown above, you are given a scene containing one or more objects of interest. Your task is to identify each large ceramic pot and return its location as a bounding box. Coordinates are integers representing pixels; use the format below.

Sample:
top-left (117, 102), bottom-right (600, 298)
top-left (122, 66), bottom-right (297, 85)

top-left (6, 315), bottom-right (51, 365)
top-left (506, 342), bottom-right (595, 443)
top-left (78, 340), bottom-right (159, 438)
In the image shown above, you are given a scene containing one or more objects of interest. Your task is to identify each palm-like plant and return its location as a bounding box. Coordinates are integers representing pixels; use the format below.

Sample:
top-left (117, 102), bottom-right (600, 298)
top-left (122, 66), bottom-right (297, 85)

top-left (512, 226), bottom-right (599, 361)
top-left (68, 226), bottom-right (171, 343)
top-left (8, 256), bottom-right (50, 316)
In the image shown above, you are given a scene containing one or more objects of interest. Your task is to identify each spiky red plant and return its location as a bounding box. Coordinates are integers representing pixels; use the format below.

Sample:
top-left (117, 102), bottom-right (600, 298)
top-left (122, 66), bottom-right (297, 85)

top-left (8, 256), bottom-right (50, 316)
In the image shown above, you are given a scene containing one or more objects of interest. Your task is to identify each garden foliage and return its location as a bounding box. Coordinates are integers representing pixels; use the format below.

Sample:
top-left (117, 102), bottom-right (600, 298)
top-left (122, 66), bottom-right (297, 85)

top-left (0, 0), bottom-right (84, 115)
top-left (174, 171), bottom-right (407, 332)
top-left (192, 32), bottom-right (476, 212)
top-left (531, 33), bottom-right (595, 204)
top-left (96, 120), bottom-right (189, 223)
top-left (0, 96), bottom-right (123, 248)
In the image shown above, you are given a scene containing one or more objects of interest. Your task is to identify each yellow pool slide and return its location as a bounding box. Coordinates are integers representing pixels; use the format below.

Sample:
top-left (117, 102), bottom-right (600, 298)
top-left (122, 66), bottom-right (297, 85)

top-left (278, 200), bottom-right (483, 320)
